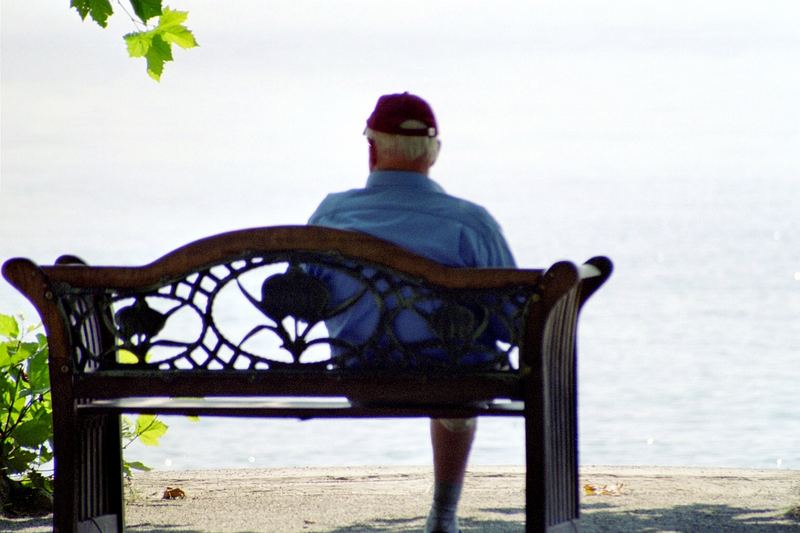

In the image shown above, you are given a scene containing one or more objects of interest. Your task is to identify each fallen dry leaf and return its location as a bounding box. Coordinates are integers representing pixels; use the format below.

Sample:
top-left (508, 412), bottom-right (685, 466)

top-left (584, 482), bottom-right (624, 496)
top-left (162, 486), bottom-right (186, 500)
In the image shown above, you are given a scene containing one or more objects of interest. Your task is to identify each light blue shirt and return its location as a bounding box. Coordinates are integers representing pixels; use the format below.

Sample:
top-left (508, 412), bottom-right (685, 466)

top-left (309, 171), bottom-right (516, 268)
top-left (307, 171), bottom-right (516, 365)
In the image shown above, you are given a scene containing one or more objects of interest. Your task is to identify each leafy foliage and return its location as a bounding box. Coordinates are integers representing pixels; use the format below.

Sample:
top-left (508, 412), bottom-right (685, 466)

top-left (121, 414), bottom-right (168, 479)
top-left (124, 7), bottom-right (198, 81)
top-left (0, 315), bottom-right (53, 494)
top-left (0, 314), bottom-right (169, 500)
top-left (70, 0), bottom-right (198, 81)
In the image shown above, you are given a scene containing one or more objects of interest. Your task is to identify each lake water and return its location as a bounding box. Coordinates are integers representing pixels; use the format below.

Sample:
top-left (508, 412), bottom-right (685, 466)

top-left (2, 1), bottom-right (798, 473)
top-left (2, 175), bottom-right (797, 471)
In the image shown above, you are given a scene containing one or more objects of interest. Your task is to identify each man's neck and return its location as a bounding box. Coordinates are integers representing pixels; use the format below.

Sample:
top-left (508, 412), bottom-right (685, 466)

top-left (371, 162), bottom-right (430, 175)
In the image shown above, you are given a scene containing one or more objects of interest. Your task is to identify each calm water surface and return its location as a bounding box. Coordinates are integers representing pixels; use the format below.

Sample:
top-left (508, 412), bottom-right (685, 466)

top-left (3, 176), bottom-right (796, 471)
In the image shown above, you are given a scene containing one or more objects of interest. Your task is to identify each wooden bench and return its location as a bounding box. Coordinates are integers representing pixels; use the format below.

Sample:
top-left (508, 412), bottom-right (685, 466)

top-left (2, 225), bottom-right (612, 533)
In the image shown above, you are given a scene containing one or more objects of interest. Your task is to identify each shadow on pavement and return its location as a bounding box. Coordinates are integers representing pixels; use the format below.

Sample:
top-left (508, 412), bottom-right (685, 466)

top-left (0, 515), bottom-right (52, 532)
top-left (582, 502), bottom-right (799, 532)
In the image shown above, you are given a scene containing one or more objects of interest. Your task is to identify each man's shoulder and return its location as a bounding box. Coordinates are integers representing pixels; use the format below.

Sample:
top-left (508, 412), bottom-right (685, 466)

top-left (315, 186), bottom-right (496, 228)
top-left (308, 187), bottom-right (368, 222)
top-left (315, 182), bottom-right (502, 227)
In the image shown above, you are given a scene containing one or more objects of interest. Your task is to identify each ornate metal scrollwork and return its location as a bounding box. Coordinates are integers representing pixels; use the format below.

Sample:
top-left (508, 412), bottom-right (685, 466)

top-left (54, 252), bottom-right (535, 374)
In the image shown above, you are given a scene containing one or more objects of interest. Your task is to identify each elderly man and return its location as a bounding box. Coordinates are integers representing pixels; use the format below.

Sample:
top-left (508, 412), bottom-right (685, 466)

top-left (308, 92), bottom-right (515, 533)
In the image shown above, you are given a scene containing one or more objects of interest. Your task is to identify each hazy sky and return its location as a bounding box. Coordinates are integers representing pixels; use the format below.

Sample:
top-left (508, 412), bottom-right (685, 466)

top-left (2, 0), bottom-right (799, 310)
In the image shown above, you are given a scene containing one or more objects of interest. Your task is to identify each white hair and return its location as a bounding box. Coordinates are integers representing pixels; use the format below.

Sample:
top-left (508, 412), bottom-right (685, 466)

top-left (365, 120), bottom-right (439, 165)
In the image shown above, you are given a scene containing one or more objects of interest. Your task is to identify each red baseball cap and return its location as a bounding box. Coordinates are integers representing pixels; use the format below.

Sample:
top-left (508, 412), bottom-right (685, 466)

top-left (366, 92), bottom-right (438, 137)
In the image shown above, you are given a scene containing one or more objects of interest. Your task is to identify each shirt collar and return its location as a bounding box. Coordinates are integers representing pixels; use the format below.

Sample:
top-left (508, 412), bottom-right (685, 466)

top-left (366, 171), bottom-right (446, 193)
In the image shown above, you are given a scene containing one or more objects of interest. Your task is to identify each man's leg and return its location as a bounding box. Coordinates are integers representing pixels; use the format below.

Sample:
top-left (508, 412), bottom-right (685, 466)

top-left (426, 418), bottom-right (476, 533)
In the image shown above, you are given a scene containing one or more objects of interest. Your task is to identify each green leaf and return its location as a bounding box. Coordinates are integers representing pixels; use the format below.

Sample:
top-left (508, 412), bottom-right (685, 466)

top-left (21, 470), bottom-right (53, 493)
top-left (90, 0), bottom-right (113, 27)
top-left (129, 0), bottom-right (163, 24)
top-left (162, 26), bottom-right (197, 49)
top-left (156, 7), bottom-right (188, 29)
top-left (121, 415), bottom-right (135, 440)
top-left (0, 314), bottom-right (19, 338)
top-left (5, 448), bottom-right (38, 475)
top-left (13, 415), bottom-right (52, 448)
top-left (10, 394), bottom-right (30, 415)
top-left (135, 414), bottom-right (168, 446)
top-left (0, 373), bottom-right (15, 397)
top-left (157, 7), bottom-right (198, 49)
top-left (9, 342), bottom-right (38, 365)
top-left (71, 0), bottom-right (90, 20)
top-left (0, 343), bottom-right (11, 367)
top-left (27, 345), bottom-right (50, 392)
top-left (120, 6), bottom-right (197, 81)
top-left (145, 33), bottom-right (173, 81)
top-left (0, 342), bottom-right (39, 368)
top-left (124, 31), bottom-right (153, 58)
top-left (71, 0), bottom-right (114, 28)
top-left (125, 460), bottom-right (152, 472)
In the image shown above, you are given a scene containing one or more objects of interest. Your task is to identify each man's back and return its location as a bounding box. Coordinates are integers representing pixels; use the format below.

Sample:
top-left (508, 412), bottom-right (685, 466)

top-left (310, 170), bottom-right (515, 269)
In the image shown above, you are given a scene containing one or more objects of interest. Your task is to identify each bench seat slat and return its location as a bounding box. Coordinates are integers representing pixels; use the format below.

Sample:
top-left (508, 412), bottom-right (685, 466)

top-left (76, 397), bottom-right (525, 419)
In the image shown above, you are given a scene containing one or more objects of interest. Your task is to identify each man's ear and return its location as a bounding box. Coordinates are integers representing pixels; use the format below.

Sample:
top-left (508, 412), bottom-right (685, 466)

top-left (430, 139), bottom-right (442, 166)
top-left (368, 140), bottom-right (377, 170)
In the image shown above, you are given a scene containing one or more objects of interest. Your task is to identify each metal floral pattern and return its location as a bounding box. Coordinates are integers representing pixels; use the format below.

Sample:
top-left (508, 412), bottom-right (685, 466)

top-left (55, 252), bottom-right (536, 374)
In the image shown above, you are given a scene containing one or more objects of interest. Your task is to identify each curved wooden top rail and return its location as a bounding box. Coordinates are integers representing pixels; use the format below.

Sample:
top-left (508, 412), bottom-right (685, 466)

top-left (3, 226), bottom-right (551, 292)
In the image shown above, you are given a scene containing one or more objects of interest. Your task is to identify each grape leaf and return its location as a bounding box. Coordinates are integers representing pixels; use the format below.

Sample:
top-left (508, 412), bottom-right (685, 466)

top-left (158, 8), bottom-right (197, 49)
top-left (161, 25), bottom-right (197, 49)
top-left (0, 343), bottom-right (10, 367)
top-left (28, 343), bottom-right (50, 392)
top-left (5, 448), bottom-right (38, 476)
top-left (13, 413), bottom-right (52, 448)
top-left (71, 0), bottom-right (114, 28)
top-left (129, 0), bottom-right (163, 24)
top-left (125, 460), bottom-right (153, 472)
top-left (9, 342), bottom-right (39, 365)
top-left (145, 33), bottom-right (173, 81)
top-left (156, 7), bottom-right (189, 29)
top-left (123, 8), bottom-right (196, 81)
top-left (0, 314), bottom-right (19, 338)
top-left (135, 414), bottom-right (168, 446)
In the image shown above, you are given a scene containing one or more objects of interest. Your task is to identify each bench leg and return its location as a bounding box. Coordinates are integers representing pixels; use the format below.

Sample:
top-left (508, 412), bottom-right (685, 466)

top-left (525, 405), bottom-right (547, 533)
top-left (77, 413), bottom-right (124, 533)
top-left (51, 414), bottom-right (74, 533)
top-left (52, 410), bottom-right (123, 533)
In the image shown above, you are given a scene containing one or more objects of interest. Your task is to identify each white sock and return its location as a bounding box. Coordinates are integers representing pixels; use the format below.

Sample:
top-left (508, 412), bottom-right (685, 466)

top-left (428, 481), bottom-right (462, 531)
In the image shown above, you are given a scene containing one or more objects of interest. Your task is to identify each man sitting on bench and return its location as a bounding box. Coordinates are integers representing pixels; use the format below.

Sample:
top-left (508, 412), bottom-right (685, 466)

top-left (308, 92), bottom-right (517, 533)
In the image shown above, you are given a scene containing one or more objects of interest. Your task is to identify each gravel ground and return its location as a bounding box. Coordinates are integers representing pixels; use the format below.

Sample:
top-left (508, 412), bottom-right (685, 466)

top-left (1, 466), bottom-right (798, 532)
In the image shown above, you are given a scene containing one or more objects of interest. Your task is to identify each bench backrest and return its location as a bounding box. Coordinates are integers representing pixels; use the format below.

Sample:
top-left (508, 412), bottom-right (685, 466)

top-left (3, 226), bottom-right (611, 405)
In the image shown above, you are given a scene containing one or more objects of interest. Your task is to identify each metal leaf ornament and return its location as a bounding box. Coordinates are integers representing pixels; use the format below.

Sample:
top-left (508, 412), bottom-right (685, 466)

top-left (115, 299), bottom-right (168, 342)
top-left (253, 268), bottom-right (330, 324)
top-left (430, 304), bottom-right (480, 343)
